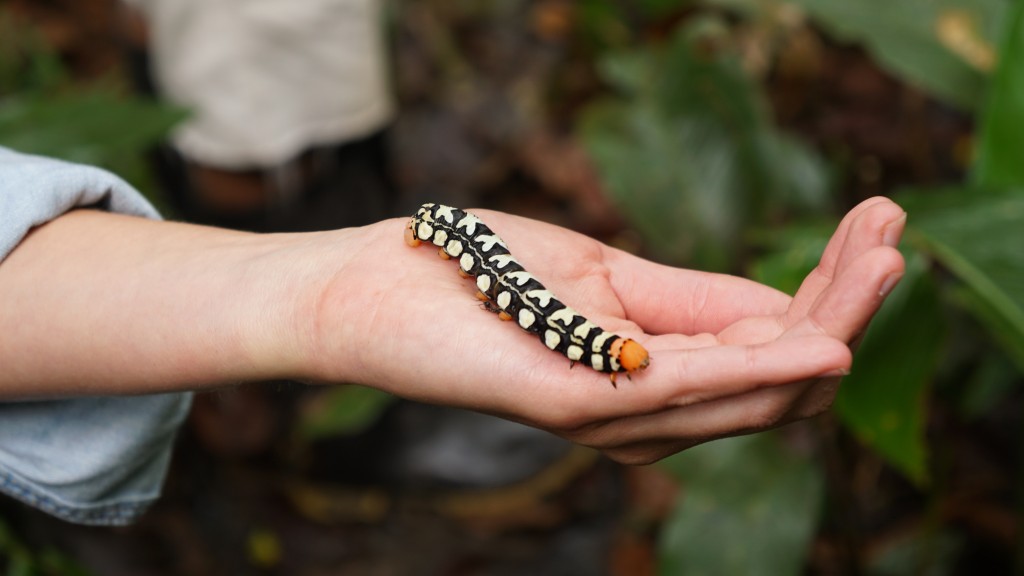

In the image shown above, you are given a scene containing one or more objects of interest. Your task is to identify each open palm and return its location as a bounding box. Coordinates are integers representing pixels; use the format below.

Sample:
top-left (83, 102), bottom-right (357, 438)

top-left (316, 197), bottom-right (905, 464)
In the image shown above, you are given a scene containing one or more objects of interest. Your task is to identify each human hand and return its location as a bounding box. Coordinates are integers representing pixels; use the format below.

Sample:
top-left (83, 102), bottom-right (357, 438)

top-left (305, 197), bottom-right (905, 464)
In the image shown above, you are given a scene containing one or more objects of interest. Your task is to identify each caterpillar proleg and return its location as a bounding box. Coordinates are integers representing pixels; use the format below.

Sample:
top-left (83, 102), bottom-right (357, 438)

top-left (405, 203), bottom-right (650, 385)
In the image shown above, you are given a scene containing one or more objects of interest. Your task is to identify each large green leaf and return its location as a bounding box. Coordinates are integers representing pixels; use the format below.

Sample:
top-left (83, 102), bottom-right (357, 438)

top-left (972, 0), bottom-right (1024, 189)
top-left (0, 9), bottom-right (185, 196)
top-left (579, 16), bottom-right (829, 270)
top-left (785, 0), bottom-right (1005, 111)
top-left (657, 432), bottom-right (823, 575)
top-left (0, 89), bottom-right (186, 207)
top-left (833, 251), bottom-right (942, 486)
top-left (0, 90), bottom-right (185, 170)
top-left (900, 188), bottom-right (1024, 371)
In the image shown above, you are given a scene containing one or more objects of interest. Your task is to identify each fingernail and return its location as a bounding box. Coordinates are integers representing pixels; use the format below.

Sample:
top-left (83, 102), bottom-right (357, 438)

top-left (879, 272), bottom-right (903, 297)
top-left (818, 367), bottom-right (850, 378)
top-left (883, 212), bottom-right (907, 248)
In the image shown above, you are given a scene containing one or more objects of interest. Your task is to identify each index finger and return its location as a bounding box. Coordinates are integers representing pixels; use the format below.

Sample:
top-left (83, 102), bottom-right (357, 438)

top-left (787, 197), bottom-right (904, 323)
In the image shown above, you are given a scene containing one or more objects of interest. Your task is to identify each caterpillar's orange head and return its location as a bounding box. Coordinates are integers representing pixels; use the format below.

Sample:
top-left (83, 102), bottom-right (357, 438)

top-left (405, 218), bottom-right (421, 247)
top-left (618, 339), bottom-right (650, 374)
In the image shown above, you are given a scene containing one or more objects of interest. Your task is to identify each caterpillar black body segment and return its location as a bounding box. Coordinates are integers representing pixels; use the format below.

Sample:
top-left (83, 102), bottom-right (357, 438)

top-left (405, 203), bottom-right (650, 384)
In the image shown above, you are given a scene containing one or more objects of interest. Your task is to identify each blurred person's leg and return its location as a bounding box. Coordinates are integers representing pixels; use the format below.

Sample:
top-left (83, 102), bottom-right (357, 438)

top-left (119, 0), bottom-right (396, 231)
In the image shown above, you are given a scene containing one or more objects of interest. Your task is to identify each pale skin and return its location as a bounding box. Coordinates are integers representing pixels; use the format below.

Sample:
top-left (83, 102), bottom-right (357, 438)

top-left (0, 196), bottom-right (906, 464)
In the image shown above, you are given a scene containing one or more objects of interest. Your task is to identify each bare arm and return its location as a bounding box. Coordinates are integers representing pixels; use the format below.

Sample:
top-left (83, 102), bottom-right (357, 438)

top-left (0, 198), bottom-right (906, 463)
top-left (0, 210), bottom-right (315, 396)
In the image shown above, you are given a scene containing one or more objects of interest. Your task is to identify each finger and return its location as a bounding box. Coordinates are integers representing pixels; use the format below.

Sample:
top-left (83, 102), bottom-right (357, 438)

top-left (577, 380), bottom-right (823, 464)
top-left (784, 245), bottom-right (905, 343)
top-left (652, 335), bottom-right (849, 409)
top-left (833, 200), bottom-right (906, 274)
top-left (774, 251), bottom-right (905, 422)
top-left (817, 197), bottom-right (899, 280)
top-left (786, 198), bottom-right (904, 324)
top-left (547, 334), bottom-right (850, 427)
top-left (599, 438), bottom-right (705, 466)
top-left (779, 373), bottom-right (844, 423)
top-left (604, 247), bottom-right (792, 335)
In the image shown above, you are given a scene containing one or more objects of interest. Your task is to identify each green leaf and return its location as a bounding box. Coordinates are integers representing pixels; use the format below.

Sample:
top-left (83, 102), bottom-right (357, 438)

top-left (0, 88), bottom-right (186, 209)
top-left (297, 386), bottom-right (395, 440)
top-left (0, 90), bottom-right (186, 168)
top-left (901, 188), bottom-right (1024, 371)
top-left (785, 0), bottom-right (1005, 110)
top-left (748, 224), bottom-right (829, 295)
top-left (0, 8), bottom-right (184, 206)
top-left (972, 0), bottom-right (1024, 188)
top-left (579, 16), bottom-right (829, 270)
top-left (755, 131), bottom-right (833, 214)
top-left (657, 433), bottom-right (823, 576)
top-left (833, 251), bottom-right (942, 486)
top-left (955, 345), bottom-right (1020, 420)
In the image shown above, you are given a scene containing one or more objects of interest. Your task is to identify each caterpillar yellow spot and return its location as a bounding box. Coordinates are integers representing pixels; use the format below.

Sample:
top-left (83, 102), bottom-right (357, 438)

top-left (406, 203), bottom-right (650, 385)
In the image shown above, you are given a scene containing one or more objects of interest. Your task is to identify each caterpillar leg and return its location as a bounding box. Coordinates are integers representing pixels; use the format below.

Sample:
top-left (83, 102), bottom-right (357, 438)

top-left (403, 218), bottom-right (419, 245)
top-left (438, 248), bottom-right (450, 260)
top-left (480, 300), bottom-right (501, 315)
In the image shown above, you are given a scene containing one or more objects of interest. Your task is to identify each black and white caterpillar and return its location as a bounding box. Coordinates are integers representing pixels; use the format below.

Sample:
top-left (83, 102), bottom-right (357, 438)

top-left (405, 203), bottom-right (650, 385)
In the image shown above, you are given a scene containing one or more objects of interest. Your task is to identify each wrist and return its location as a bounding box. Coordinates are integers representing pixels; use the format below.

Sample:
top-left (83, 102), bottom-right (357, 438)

top-left (255, 226), bottom-right (369, 385)
top-left (281, 218), bottom-right (411, 387)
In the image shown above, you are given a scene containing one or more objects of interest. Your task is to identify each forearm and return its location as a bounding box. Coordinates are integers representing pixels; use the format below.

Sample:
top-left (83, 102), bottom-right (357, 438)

top-left (0, 209), bottom-right (330, 398)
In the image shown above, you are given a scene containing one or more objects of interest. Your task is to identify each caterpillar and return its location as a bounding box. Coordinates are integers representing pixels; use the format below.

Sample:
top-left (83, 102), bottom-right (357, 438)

top-left (405, 203), bottom-right (650, 385)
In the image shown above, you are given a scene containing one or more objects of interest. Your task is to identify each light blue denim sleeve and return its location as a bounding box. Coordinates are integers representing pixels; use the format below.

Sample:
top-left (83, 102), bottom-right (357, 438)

top-left (0, 146), bottom-right (192, 525)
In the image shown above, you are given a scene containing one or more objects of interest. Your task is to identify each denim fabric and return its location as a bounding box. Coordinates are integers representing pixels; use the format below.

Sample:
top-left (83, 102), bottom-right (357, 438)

top-left (0, 146), bottom-right (160, 257)
top-left (0, 395), bottom-right (191, 525)
top-left (0, 146), bottom-right (193, 525)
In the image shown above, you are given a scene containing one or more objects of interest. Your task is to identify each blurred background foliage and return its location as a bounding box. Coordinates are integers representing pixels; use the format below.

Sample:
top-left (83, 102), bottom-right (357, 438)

top-left (0, 517), bottom-right (90, 576)
top-left (2, 0), bottom-right (1024, 574)
top-left (0, 8), bottom-right (184, 208)
top-left (579, 0), bottom-right (1024, 573)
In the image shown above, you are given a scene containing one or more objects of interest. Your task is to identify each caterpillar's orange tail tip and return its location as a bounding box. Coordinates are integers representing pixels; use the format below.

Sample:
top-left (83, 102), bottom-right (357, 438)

top-left (405, 219), bottom-right (421, 247)
top-left (607, 338), bottom-right (650, 386)
top-left (619, 339), bottom-right (650, 374)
